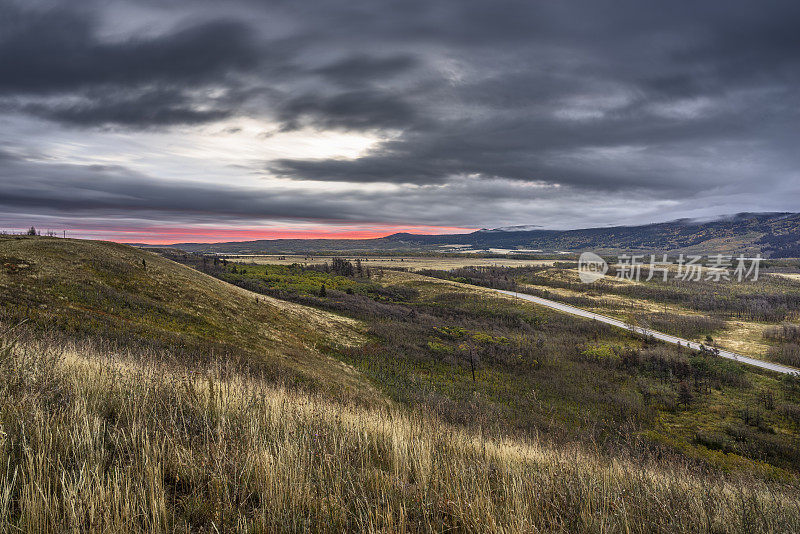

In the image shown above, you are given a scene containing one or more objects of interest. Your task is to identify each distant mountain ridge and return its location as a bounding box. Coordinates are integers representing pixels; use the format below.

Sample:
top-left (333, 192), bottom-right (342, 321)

top-left (147, 212), bottom-right (800, 257)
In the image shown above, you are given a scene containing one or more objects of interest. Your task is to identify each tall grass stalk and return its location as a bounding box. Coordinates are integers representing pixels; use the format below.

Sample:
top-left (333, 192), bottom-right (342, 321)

top-left (0, 332), bottom-right (798, 532)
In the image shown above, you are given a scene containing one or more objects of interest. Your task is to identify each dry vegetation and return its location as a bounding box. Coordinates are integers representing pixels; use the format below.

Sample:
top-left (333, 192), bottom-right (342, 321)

top-left (2, 331), bottom-right (800, 533)
top-left (417, 262), bottom-right (800, 364)
top-left (0, 236), bottom-right (371, 398)
top-left (3, 238), bottom-right (800, 532)
top-left (182, 260), bottom-right (800, 478)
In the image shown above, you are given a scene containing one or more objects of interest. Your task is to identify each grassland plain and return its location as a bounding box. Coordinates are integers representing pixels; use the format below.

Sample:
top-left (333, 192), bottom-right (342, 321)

top-left (3, 239), bottom-right (800, 532)
top-left (524, 265), bottom-right (800, 368)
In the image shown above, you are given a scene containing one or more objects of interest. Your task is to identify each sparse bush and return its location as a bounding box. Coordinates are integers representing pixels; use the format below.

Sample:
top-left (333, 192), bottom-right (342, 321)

top-left (580, 343), bottom-right (618, 365)
top-left (427, 340), bottom-right (454, 354)
top-left (781, 373), bottom-right (800, 392)
top-left (695, 431), bottom-right (735, 453)
top-left (741, 407), bottom-right (765, 428)
top-left (645, 313), bottom-right (725, 340)
top-left (779, 403), bottom-right (800, 425)
top-left (764, 324), bottom-right (800, 344)
top-left (760, 389), bottom-right (776, 411)
top-left (678, 381), bottom-right (694, 407)
top-left (768, 343), bottom-right (800, 367)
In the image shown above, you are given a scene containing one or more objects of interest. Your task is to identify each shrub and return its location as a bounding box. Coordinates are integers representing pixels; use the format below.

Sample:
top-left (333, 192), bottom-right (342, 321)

top-left (779, 403), bottom-right (800, 425)
top-left (764, 323), bottom-right (800, 344)
top-left (768, 343), bottom-right (800, 367)
top-left (427, 340), bottom-right (454, 354)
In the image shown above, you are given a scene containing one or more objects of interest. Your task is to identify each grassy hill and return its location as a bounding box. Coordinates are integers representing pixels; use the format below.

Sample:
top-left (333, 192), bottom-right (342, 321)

top-left (0, 235), bottom-right (370, 397)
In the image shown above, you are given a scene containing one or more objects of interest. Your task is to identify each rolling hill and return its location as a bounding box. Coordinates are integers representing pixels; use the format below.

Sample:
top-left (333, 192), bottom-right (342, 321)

top-left (0, 235), bottom-right (371, 398)
top-left (149, 212), bottom-right (800, 257)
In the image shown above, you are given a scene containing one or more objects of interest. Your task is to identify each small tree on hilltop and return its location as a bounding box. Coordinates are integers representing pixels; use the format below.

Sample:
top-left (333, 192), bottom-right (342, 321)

top-left (27, 226), bottom-right (37, 236)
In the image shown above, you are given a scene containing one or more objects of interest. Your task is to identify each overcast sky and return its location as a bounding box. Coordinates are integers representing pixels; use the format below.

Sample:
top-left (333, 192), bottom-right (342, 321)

top-left (1, 0), bottom-right (799, 243)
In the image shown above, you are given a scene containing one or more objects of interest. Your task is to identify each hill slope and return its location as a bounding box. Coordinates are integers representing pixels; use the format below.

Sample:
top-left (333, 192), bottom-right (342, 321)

top-left (153, 212), bottom-right (800, 256)
top-left (0, 236), bottom-right (370, 396)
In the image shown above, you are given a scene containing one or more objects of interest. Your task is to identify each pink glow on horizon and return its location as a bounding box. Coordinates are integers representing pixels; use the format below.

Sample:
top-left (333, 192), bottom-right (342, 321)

top-left (58, 224), bottom-right (477, 244)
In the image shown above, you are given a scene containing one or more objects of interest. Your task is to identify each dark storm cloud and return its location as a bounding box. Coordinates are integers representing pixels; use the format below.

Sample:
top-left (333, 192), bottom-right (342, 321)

top-left (312, 55), bottom-right (418, 87)
top-left (257, 0), bottom-right (800, 192)
top-left (1, 0), bottom-right (800, 232)
top-left (271, 53), bottom-right (424, 131)
top-left (0, 1), bottom-right (261, 127)
top-left (21, 87), bottom-right (239, 127)
top-left (0, 149), bottom-right (537, 226)
top-left (274, 90), bottom-right (419, 132)
top-left (0, 150), bottom-right (360, 221)
top-left (0, 5), bottom-right (259, 94)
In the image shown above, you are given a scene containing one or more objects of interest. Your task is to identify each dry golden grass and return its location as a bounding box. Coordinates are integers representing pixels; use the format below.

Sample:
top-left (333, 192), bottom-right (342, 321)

top-left (0, 236), bottom-right (373, 398)
top-left (2, 332), bottom-right (799, 533)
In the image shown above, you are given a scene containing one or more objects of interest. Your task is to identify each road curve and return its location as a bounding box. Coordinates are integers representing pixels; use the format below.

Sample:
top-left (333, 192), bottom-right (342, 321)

top-left (493, 288), bottom-right (800, 375)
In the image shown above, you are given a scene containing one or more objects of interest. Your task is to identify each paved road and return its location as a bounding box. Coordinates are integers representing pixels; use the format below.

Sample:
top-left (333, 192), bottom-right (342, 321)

top-left (494, 289), bottom-right (800, 375)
